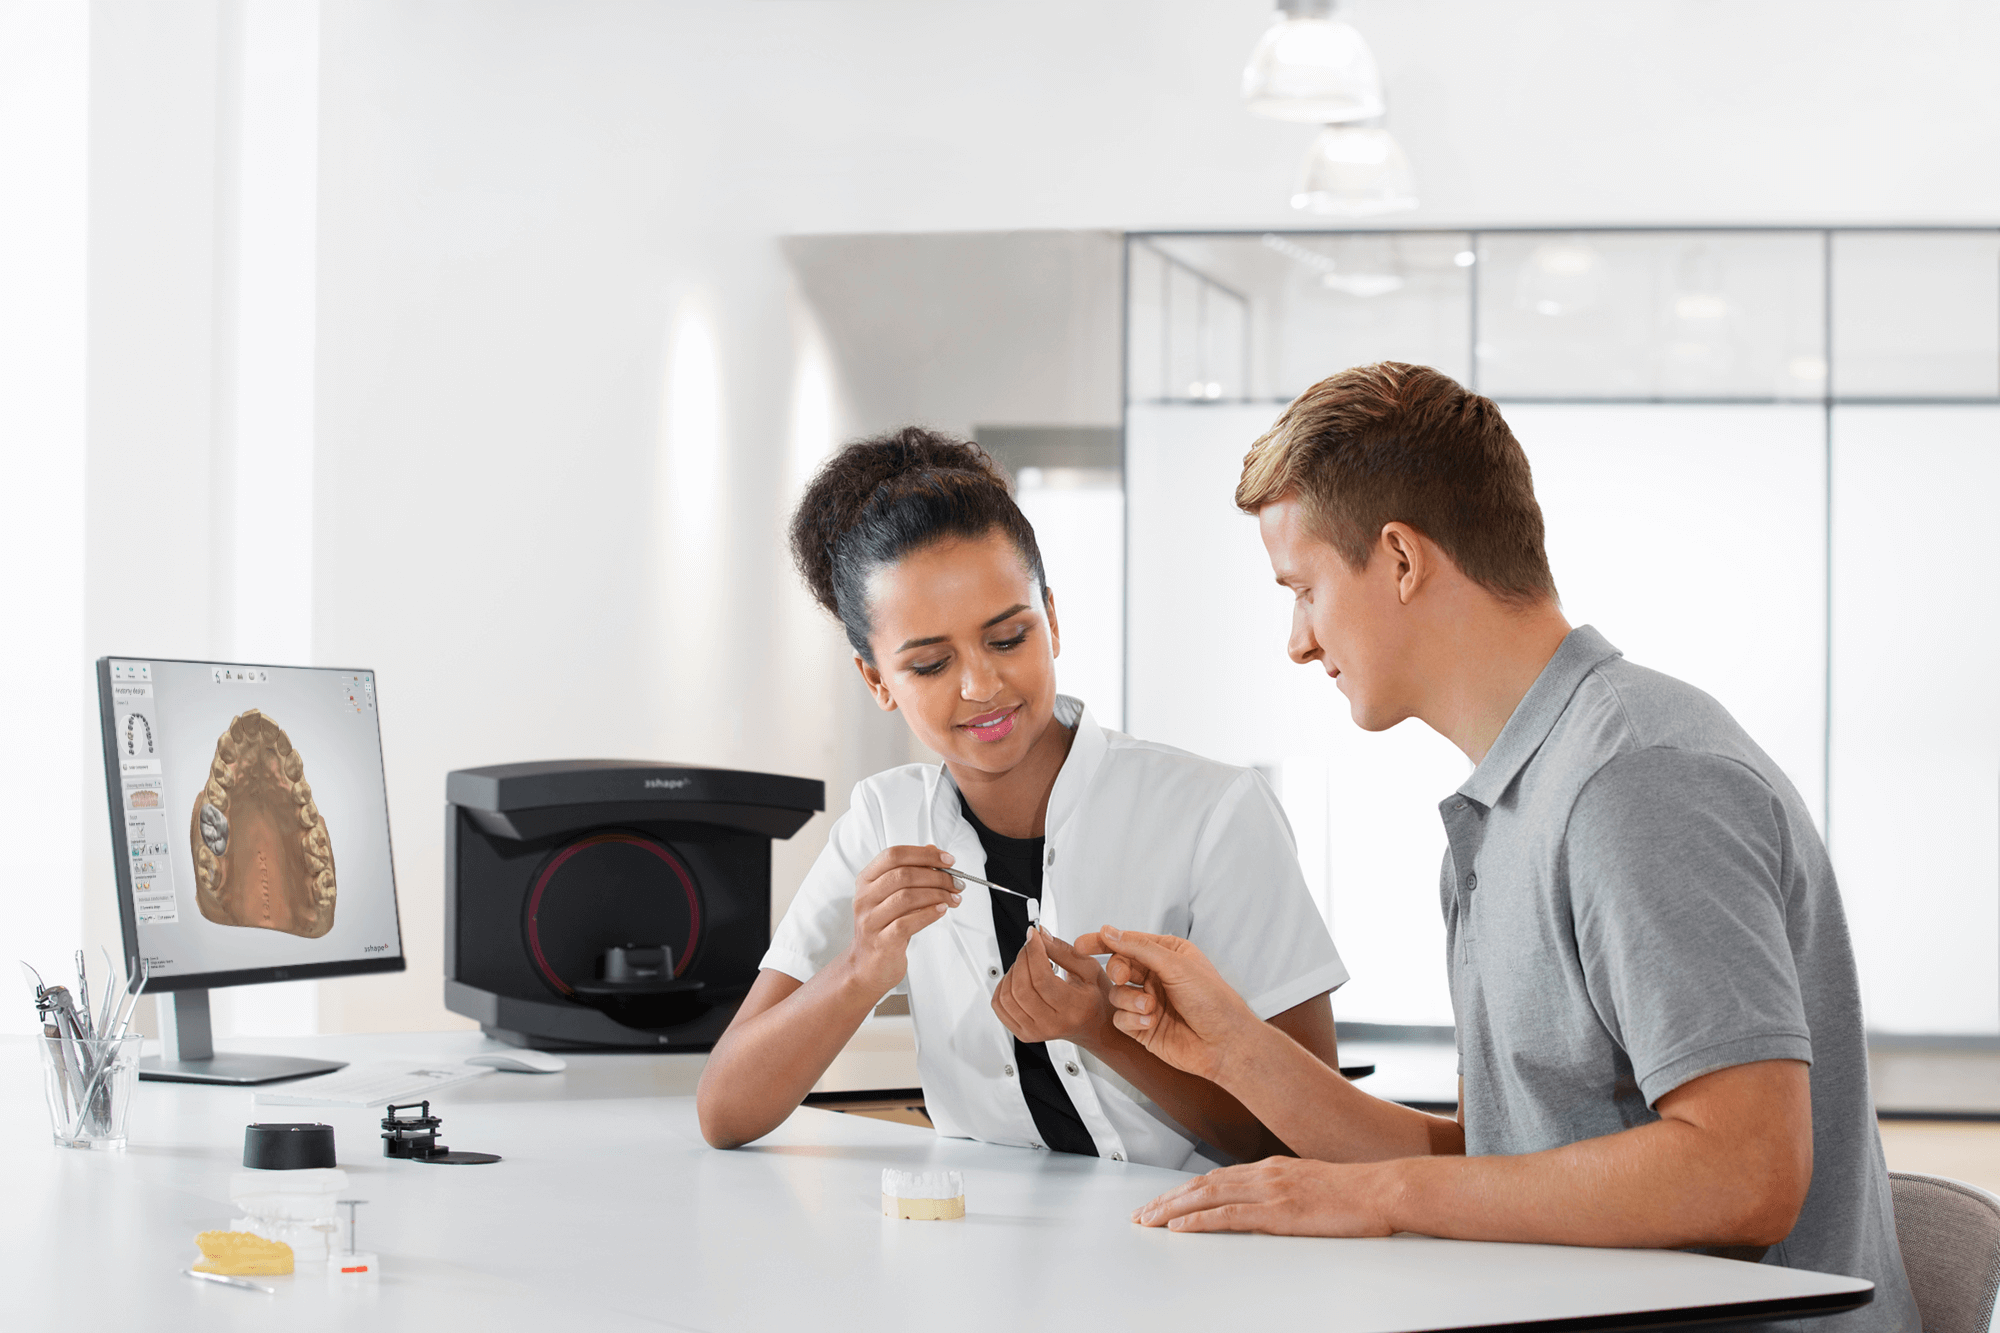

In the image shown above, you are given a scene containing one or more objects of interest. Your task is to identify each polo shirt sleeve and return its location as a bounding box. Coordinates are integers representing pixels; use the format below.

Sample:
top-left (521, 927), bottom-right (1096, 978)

top-left (760, 783), bottom-right (887, 987)
top-left (1187, 768), bottom-right (1349, 1021)
top-left (1566, 747), bottom-right (1814, 1107)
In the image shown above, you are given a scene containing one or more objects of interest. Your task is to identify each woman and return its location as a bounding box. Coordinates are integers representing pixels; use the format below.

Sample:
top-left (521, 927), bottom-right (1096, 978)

top-left (695, 428), bottom-right (1346, 1169)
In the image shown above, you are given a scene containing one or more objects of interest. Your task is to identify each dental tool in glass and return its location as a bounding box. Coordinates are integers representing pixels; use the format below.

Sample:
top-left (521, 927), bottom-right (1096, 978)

top-left (74, 949), bottom-right (91, 1042)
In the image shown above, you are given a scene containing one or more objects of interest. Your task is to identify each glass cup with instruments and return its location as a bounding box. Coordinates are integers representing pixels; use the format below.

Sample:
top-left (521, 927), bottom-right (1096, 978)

top-left (24, 952), bottom-right (150, 1150)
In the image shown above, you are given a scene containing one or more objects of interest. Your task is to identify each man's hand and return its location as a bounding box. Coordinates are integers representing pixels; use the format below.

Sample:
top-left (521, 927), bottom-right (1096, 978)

top-left (1073, 926), bottom-right (1260, 1083)
top-left (991, 930), bottom-right (1114, 1048)
top-left (1131, 1157), bottom-right (1399, 1235)
top-left (842, 845), bottom-right (961, 998)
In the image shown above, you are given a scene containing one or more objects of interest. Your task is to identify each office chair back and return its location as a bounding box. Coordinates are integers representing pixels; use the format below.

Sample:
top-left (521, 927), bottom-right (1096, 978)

top-left (1891, 1170), bottom-right (2000, 1333)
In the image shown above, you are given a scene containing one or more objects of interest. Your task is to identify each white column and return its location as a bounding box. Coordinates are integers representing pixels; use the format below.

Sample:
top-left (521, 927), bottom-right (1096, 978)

top-left (653, 294), bottom-right (738, 764)
top-left (0, 1), bottom-right (90, 1032)
top-left (211, 0), bottom-right (324, 1037)
top-left (220, 0), bottom-right (320, 670)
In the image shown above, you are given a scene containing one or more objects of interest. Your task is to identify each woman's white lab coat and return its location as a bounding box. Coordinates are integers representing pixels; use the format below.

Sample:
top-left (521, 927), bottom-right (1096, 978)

top-left (762, 697), bottom-right (1347, 1171)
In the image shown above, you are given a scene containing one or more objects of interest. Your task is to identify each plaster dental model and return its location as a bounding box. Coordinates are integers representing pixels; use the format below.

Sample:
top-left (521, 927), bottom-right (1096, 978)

top-left (881, 1169), bottom-right (965, 1220)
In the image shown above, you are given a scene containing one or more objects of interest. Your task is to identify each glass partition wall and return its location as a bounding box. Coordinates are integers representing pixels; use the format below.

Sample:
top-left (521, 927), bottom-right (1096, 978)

top-left (1122, 228), bottom-right (2000, 1035)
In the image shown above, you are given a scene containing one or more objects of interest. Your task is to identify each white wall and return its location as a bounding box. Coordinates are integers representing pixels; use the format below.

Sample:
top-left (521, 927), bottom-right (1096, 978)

top-left (784, 232), bottom-right (1124, 441)
top-left (1509, 405), bottom-right (1830, 826)
top-left (55, 0), bottom-right (2000, 1034)
top-left (1831, 408), bottom-right (2000, 1035)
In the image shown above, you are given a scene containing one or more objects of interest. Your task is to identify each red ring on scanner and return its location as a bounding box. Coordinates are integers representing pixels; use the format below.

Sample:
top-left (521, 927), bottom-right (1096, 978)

top-left (523, 832), bottom-right (702, 997)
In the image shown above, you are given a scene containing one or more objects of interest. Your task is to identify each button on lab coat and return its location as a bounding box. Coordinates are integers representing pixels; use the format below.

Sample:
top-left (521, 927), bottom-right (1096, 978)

top-left (762, 697), bottom-right (1348, 1170)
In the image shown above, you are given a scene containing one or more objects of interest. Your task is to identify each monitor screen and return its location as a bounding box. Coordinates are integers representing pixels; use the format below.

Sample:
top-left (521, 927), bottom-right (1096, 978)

top-left (97, 657), bottom-right (405, 990)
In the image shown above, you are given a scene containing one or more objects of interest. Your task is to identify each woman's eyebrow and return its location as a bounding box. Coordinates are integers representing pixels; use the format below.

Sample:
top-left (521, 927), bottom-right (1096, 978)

top-left (895, 604), bottom-right (1032, 654)
top-left (981, 603), bottom-right (1030, 628)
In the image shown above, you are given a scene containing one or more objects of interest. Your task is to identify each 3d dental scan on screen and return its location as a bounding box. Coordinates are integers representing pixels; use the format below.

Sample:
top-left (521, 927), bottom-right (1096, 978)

top-left (96, 658), bottom-right (405, 1085)
top-left (191, 709), bottom-right (339, 939)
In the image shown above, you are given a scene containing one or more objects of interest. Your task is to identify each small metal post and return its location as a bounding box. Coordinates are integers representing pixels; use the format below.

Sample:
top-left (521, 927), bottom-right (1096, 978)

top-left (337, 1199), bottom-right (367, 1255)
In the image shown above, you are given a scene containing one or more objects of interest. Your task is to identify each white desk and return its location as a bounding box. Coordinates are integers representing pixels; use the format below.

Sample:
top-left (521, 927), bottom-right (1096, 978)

top-left (5, 1031), bottom-right (1871, 1332)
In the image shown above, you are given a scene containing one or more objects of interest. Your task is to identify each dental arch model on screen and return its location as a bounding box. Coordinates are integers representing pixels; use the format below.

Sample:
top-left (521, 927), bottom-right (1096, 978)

top-left (190, 709), bottom-right (338, 938)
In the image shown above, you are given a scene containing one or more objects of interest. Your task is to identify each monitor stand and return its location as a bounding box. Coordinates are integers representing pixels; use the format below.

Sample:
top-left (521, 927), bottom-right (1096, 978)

top-left (139, 990), bottom-right (348, 1086)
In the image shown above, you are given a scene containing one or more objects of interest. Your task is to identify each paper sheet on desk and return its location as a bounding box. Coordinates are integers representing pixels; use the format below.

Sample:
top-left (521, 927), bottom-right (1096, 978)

top-left (253, 1061), bottom-right (492, 1108)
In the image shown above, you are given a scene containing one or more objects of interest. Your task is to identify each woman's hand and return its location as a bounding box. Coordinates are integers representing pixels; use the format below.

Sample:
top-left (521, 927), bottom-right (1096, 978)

top-left (1071, 926), bottom-right (1261, 1084)
top-left (843, 845), bottom-right (961, 997)
top-left (990, 929), bottom-right (1116, 1049)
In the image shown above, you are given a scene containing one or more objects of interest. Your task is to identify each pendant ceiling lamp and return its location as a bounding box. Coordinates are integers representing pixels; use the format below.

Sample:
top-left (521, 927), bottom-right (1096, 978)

top-left (1292, 122), bottom-right (1417, 216)
top-left (1243, 0), bottom-right (1416, 215)
top-left (1241, 0), bottom-right (1384, 124)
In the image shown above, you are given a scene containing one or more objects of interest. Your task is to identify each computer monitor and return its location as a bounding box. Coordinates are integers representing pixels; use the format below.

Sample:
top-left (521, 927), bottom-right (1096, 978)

top-left (96, 656), bottom-right (406, 1084)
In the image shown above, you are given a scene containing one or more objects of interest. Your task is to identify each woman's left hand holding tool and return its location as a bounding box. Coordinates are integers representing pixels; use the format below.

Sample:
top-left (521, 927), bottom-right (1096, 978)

top-left (989, 930), bottom-right (1117, 1049)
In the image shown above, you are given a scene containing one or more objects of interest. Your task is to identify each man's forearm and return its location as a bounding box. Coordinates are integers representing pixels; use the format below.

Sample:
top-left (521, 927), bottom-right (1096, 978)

top-left (1079, 1026), bottom-right (1290, 1161)
top-left (1134, 1058), bottom-right (1812, 1248)
top-left (1216, 1020), bottom-right (1462, 1162)
top-left (1383, 1112), bottom-right (1801, 1248)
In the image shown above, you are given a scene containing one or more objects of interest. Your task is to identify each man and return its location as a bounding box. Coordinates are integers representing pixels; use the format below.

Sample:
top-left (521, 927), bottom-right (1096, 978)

top-left (1082, 363), bottom-right (1916, 1330)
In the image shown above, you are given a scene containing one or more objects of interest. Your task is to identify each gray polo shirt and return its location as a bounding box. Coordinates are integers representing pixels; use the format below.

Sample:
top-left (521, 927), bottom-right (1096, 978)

top-left (1441, 626), bottom-right (1915, 1333)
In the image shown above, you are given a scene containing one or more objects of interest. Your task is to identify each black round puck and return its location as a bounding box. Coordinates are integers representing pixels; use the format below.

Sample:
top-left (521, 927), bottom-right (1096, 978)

top-left (243, 1122), bottom-right (337, 1169)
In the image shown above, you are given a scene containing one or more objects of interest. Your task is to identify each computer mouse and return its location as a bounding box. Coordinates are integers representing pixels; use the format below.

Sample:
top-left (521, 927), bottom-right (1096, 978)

top-left (466, 1049), bottom-right (567, 1074)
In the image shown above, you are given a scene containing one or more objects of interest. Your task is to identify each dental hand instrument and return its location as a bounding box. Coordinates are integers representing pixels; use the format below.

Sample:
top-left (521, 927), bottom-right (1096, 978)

top-left (184, 1269), bottom-right (275, 1295)
top-left (941, 866), bottom-right (1046, 931)
top-left (74, 949), bottom-right (91, 1042)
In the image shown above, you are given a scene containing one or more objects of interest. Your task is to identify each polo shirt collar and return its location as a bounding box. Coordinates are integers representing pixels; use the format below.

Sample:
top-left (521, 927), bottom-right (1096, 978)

top-left (1456, 625), bottom-right (1622, 809)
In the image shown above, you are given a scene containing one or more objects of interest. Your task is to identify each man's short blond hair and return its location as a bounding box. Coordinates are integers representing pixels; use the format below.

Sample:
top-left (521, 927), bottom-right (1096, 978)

top-left (1236, 361), bottom-right (1557, 605)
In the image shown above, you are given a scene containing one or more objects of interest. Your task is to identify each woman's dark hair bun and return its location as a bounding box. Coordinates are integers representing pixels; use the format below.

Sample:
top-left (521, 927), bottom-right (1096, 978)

top-left (789, 426), bottom-right (1046, 662)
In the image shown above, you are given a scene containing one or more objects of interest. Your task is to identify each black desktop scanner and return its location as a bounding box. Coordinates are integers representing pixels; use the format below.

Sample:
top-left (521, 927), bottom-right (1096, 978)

top-left (443, 760), bottom-right (824, 1050)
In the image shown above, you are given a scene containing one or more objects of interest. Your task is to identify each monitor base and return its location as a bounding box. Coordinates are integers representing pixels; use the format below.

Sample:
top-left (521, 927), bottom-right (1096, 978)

top-left (140, 1053), bottom-right (348, 1086)
top-left (144, 989), bottom-right (347, 1083)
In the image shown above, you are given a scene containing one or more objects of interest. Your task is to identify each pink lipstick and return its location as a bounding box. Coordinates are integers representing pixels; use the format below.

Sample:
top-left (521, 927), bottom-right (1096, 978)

top-left (960, 706), bottom-right (1018, 743)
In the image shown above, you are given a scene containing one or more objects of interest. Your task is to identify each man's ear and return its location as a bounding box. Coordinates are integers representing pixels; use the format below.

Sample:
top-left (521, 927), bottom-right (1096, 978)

top-left (853, 655), bottom-right (899, 713)
top-left (1380, 522), bottom-right (1431, 606)
top-left (1043, 585), bottom-right (1061, 660)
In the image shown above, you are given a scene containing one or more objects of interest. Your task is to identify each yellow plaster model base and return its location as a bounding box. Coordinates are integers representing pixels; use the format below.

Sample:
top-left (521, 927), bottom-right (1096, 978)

top-left (882, 1193), bottom-right (965, 1220)
top-left (192, 1230), bottom-right (295, 1275)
